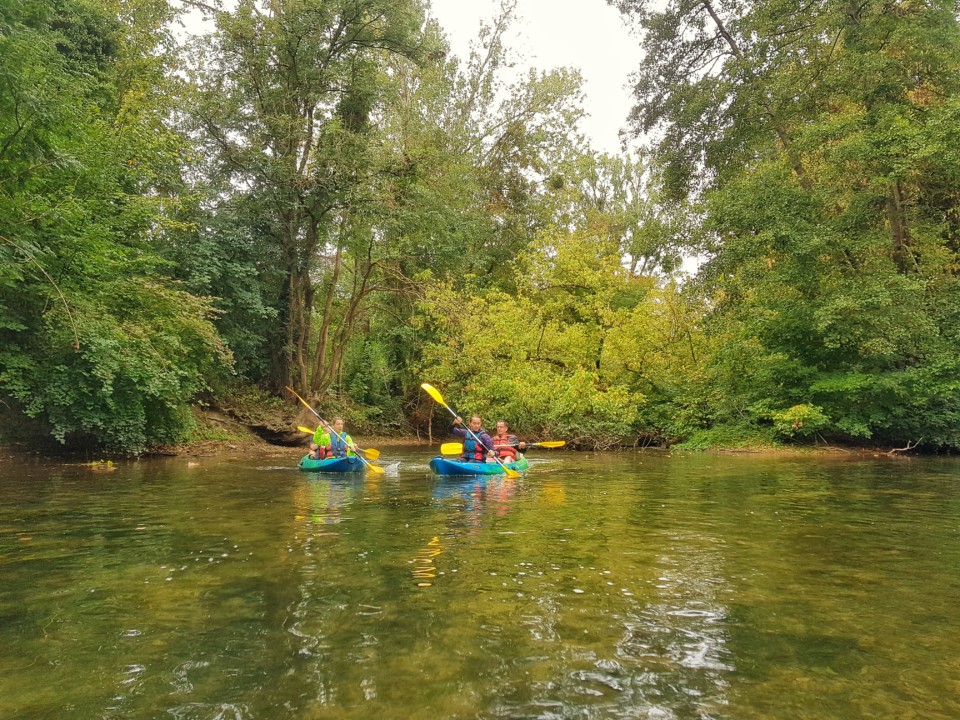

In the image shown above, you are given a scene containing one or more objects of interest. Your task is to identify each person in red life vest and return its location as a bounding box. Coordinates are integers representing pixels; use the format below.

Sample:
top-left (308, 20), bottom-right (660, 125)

top-left (491, 419), bottom-right (527, 462)
top-left (452, 415), bottom-right (495, 462)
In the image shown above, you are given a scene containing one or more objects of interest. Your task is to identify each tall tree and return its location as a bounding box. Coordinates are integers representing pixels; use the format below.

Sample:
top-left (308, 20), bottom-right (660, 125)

top-left (0, 0), bottom-right (229, 452)
top-left (351, 1), bottom-right (587, 418)
top-left (614, 0), bottom-right (960, 447)
top-left (183, 0), bottom-right (427, 394)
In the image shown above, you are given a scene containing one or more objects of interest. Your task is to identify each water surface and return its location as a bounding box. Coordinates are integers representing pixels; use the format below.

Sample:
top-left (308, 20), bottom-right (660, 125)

top-left (2, 448), bottom-right (959, 718)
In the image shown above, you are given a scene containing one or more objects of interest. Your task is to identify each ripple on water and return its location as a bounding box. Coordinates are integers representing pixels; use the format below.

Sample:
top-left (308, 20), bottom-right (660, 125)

top-left (167, 702), bottom-right (248, 720)
top-left (171, 660), bottom-right (210, 694)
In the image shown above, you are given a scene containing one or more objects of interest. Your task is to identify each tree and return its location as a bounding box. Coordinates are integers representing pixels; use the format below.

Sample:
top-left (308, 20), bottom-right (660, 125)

top-left (182, 0), bottom-right (428, 394)
top-left (340, 1), bottom-right (596, 431)
top-left (614, 0), bottom-right (960, 448)
top-left (0, 0), bottom-right (230, 452)
top-left (414, 215), bottom-right (706, 447)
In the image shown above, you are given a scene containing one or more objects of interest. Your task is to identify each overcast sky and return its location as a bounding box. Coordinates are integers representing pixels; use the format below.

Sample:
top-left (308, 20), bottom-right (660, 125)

top-left (427, 0), bottom-right (644, 155)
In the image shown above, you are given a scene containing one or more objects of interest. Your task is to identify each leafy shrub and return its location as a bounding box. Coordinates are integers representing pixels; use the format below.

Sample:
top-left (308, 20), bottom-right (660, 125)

top-left (772, 404), bottom-right (830, 439)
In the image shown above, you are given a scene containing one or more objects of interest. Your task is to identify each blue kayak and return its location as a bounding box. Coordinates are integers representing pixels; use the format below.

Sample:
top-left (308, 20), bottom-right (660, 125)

top-left (298, 455), bottom-right (365, 473)
top-left (428, 456), bottom-right (529, 476)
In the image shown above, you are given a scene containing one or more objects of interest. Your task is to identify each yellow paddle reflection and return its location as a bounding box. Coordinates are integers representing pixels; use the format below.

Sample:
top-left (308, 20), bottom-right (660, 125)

top-left (411, 536), bottom-right (443, 586)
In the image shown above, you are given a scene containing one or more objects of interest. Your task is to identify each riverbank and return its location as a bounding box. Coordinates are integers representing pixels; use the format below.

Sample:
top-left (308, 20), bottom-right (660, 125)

top-left (131, 438), bottom-right (937, 461)
top-left (0, 402), bottom-right (929, 459)
top-left (0, 439), bottom-right (927, 464)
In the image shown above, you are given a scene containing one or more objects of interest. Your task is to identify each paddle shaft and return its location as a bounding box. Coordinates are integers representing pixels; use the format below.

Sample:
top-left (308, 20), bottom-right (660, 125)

top-left (285, 387), bottom-right (382, 473)
top-left (441, 443), bottom-right (562, 456)
top-left (503, 441), bottom-right (565, 448)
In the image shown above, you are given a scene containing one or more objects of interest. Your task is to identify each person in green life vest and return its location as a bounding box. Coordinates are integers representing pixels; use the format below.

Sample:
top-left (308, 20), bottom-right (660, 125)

top-left (308, 416), bottom-right (356, 460)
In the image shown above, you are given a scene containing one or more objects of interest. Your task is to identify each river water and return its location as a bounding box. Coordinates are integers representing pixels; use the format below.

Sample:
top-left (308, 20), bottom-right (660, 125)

top-left (1, 447), bottom-right (958, 719)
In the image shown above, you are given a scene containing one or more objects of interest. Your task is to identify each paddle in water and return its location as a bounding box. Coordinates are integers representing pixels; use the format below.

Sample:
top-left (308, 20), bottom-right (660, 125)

top-left (420, 383), bottom-right (519, 479)
top-left (285, 387), bottom-right (384, 474)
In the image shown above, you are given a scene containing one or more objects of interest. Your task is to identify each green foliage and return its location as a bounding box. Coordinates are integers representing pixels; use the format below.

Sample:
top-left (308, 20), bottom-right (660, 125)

top-left (157, 206), bottom-right (281, 382)
top-left (2, 0), bottom-right (958, 456)
top-left (415, 220), bottom-right (703, 448)
top-left (0, 279), bottom-right (229, 453)
top-left (342, 336), bottom-right (403, 424)
top-left (677, 425), bottom-right (778, 452)
top-left (771, 404), bottom-right (830, 440)
top-left (614, 0), bottom-right (960, 450)
top-left (0, 0), bottom-right (231, 453)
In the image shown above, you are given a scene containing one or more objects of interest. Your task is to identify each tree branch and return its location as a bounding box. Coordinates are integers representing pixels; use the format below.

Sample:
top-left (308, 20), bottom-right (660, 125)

top-left (0, 235), bottom-right (80, 350)
top-left (886, 438), bottom-right (921, 456)
top-left (170, 0), bottom-right (221, 15)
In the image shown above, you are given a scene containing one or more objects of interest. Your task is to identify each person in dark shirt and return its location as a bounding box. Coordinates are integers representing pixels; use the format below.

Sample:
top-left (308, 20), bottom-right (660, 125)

top-left (452, 415), bottom-right (494, 462)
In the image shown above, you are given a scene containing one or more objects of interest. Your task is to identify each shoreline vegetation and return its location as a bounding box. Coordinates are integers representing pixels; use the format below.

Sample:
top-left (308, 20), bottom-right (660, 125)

top-left (2, 2), bottom-right (958, 459)
top-left (0, 400), bottom-right (932, 461)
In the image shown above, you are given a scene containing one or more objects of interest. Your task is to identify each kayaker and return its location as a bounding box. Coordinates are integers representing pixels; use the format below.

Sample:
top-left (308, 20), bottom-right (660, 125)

top-left (491, 419), bottom-right (527, 461)
top-left (452, 415), bottom-right (495, 462)
top-left (309, 417), bottom-right (356, 460)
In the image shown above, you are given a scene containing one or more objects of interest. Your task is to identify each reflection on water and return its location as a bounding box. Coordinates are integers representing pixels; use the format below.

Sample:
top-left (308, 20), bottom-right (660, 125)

top-left (293, 475), bottom-right (365, 528)
top-left (411, 535), bottom-right (442, 586)
top-left (1, 451), bottom-right (960, 718)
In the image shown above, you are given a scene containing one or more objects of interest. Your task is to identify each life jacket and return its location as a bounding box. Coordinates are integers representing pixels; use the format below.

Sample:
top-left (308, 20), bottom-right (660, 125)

top-left (461, 431), bottom-right (488, 461)
top-left (329, 432), bottom-right (349, 458)
top-left (492, 433), bottom-right (518, 461)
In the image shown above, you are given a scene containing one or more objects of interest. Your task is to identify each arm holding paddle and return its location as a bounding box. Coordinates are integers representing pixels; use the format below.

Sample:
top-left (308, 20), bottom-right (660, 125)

top-left (312, 419), bottom-right (357, 458)
top-left (452, 416), bottom-right (495, 459)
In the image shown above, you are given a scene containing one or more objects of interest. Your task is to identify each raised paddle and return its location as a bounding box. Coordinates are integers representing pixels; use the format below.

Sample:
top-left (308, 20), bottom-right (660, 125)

top-left (420, 383), bottom-right (519, 479)
top-left (296, 426), bottom-right (381, 460)
top-left (285, 386), bottom-right (384, 475)
top-left (440, 440), bottom-right (565, 455)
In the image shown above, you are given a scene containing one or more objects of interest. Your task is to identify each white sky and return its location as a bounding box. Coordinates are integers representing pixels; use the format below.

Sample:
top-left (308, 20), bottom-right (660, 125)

top-left (427, 0), bottom-right (644, 155)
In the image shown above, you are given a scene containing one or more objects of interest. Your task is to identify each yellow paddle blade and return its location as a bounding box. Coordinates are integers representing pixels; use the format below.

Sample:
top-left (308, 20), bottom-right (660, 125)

top-left (536, 441), bottom-right (566, 448)
top-left (504, 466), bottom-right (520, 479)
top-left (440, 442), bottom-right (463, 455)
top-left (285, 386), bottom-right (311, 409)
top-left (366, 462), bottom-right (385, 475)
top-left (297, 425), bottom-right (317, 434)
top-left (420, 382), bottom-right (445, 406)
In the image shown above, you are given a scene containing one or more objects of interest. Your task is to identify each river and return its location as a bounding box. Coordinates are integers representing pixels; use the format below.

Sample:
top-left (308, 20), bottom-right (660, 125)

top-left (2, 447), bottom-right (958, 719)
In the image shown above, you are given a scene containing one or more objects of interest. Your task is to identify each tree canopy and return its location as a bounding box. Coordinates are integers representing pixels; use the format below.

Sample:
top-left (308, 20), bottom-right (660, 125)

top-left (1, 0), bottom-right (957, 452)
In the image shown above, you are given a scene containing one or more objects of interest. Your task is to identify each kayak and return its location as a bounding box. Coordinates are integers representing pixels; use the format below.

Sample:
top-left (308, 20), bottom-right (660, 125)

top-left (428, 456), bottom-right (529, 476)
top-left (298, 455), bottom-right (365, 473)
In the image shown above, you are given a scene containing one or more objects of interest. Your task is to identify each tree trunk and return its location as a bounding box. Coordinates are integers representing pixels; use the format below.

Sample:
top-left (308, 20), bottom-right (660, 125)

top-left (887, 181), bottom-right (914, 273)
top-left (310, 220), bottom-right (346, 393)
